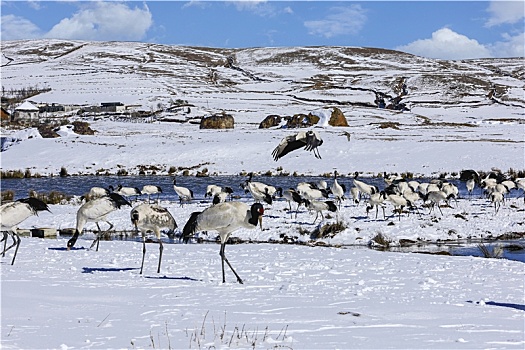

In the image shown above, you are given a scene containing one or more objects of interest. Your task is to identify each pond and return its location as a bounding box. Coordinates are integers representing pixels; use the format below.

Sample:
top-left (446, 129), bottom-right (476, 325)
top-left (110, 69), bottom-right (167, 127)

top-left (0, 174), bottom-right (488, 201)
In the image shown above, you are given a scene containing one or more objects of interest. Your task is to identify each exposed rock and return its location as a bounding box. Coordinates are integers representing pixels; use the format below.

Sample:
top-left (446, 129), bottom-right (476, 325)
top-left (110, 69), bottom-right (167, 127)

top-left (285, 113), bottom-right (317, 128)
top-left (200, 113), bottom-right (234, 129)
top-left (37, 125), bottom-right (60, 138)
top-left (328, 107), bottom-right (349, 127)
top-left (259, 115), bottom-right (282, 129)
top-left (72, 121), bottom-right (95, 135)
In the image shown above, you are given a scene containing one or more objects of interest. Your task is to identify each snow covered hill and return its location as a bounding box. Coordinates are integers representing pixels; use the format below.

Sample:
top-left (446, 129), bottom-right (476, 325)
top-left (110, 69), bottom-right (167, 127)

top-left (0, 39), bottom-right (523, 176)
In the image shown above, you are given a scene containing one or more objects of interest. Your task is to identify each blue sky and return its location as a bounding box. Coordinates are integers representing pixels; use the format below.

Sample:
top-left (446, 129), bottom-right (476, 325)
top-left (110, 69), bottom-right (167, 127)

top-left (1, 1), bottom-right (524, 59)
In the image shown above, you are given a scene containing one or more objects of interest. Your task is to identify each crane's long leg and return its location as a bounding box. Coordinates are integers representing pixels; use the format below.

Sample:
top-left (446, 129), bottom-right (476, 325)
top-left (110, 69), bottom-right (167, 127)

top-left (1, 231), bottom-right (8, 256)
top-left (219, 243), bottom-right (243, 284)
top-left (90, 222), bottom-right (103, 250)
top-left (295, 203), bottom-right (301, 219)
top-left (10, 232), bottom-right (21, 265)
top-left (157, 240), bottom-right (163, 274)
top-left (140, 234), bottom-right (146, 275)
top-left (90, 221), bottom-right (114, 251)
top-left (312, 211), bottom-right (319, 224)
top-left (2, 232), bottom-right (18, 256)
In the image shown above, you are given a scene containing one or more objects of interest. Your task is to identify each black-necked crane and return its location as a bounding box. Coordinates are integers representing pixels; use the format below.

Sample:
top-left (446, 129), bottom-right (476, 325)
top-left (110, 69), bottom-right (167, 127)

top-left (353, 172), bottom-right (379, 201)
top-left (205, 185), bottom-right (222, 198)
top-left (303, 199), bottom-right (338, 224)
top-left (385, 194), bottom-right (413, 220)
top-left (182, 202), bottom-right (264, 284)
top-left (441, 182), bottom-right (459, 206)
top-left (85, 186), bottom-right (114, 201)
top-left (67, 193), bottom-right (131, 251)
top-left (460, 169), bottom-right (480, 199)
top-left (212, 192), bottom-right (229, 205)
top-left (330, 171), bottom-right (346, 209)
top-left (272, 130), bottom-right (323, 161)
top-left (402, 189), bottom-right (422, 217)
top-left (296, 182), bottom-right (330, 201)
top-left (172, 177), bottom-right (194, 207)
top-left (366, 191), bottom-right (387, 219)
top-left (206, 185), bottom-right (234, 202)
top-left (130, 203), bottom-right (177, 274)
top-left (242, 173), bottom-right (274, 205)
top-left (466, 177), bottom-right (476, 199)
top-left (423, 191), bottom-right (454, 216)
top-left (115, 184), bottom-right (142, 202)
top-left (489, 190), bottom-right (504, 215)
top-left (0, 197), bottom-right (50, 265)
top-left (141, 185), bottom-right (162, 203)
top-left (282, 188), bottom-right (304, 218)
top-left (480, 177), bottom-right (498, 192)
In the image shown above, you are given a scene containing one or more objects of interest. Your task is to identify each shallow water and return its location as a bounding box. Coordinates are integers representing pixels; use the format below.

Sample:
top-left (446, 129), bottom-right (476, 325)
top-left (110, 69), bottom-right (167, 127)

top-left (0, 174), bottom-right (499, 201)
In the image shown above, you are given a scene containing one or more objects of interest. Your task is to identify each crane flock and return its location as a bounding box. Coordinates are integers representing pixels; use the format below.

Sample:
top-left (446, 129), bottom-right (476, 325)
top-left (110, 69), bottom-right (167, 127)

top-left (1, 169), bottom-right (524, 284)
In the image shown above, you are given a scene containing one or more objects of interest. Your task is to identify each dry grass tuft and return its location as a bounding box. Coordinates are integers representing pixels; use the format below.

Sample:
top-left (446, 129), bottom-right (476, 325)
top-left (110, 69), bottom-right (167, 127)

top-left (310, 221), bottom-right (347, 239)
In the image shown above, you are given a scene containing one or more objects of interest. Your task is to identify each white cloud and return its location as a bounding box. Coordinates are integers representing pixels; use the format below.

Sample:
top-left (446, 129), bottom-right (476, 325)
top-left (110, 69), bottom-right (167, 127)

top-left (1, 14), bottom-right (43, 40)
top-left (283, 6), bottom-right (293, 15)
top-left (45, 2), bottom-right (153, 41)
top-left (227, 0), bottom-right (279, 17)
top-left (485, 1), bottom-right (525, 27)
top-left (182, 1), bottom-right (210, 10)
top-left (27, 1), bottom-right (42, 11)
top-left (488, 32), bottom-right (525, 57)
top-left (229, 0), bottom-right (267, 11)
top-left (304, 5), bottom-right (367, 39)
top-left (396, 28), bottom-right (492, 60)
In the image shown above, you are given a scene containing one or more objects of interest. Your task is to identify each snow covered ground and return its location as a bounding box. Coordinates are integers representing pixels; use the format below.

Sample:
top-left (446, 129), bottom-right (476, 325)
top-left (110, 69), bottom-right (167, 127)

top-left (1, 191), bottom-right (525, 349)
top-left (1, 232), bottom-right (524, 349)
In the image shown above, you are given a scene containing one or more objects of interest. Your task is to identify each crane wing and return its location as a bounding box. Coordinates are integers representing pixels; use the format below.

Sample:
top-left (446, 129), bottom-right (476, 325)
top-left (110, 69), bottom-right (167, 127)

top-left (271, 135), bottom-right (306, 161)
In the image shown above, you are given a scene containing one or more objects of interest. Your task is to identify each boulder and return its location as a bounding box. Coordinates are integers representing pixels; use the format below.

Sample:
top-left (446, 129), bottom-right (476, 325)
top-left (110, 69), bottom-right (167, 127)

top-left (259, 115), bottom-right (282, 129)
top-left (328, 107), bottom-right (349, 127)
top-left (37, 125), bottom-right (60, 138)
top-left (72, 121), bottom-right (95, 135)
top-left (285, 113), bottom-right (317, 128)
top-left (200, 113), bottom-right (234, 129)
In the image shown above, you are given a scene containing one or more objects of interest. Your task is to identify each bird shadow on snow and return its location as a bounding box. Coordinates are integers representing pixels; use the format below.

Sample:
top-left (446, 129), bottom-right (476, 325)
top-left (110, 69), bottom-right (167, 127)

top-left (82, 267), bottom-right (139, 274)
top-left (467, 300), bottom-right (525, 311)
top-left (48, 246), bottom-right (87, 251)
top-left (144, 275), bottom-right (201, 282)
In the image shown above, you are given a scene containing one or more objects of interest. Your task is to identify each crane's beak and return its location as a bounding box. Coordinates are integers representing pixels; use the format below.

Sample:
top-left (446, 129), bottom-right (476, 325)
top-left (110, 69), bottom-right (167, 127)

top-left (258, 215), bottom-right (263, 230)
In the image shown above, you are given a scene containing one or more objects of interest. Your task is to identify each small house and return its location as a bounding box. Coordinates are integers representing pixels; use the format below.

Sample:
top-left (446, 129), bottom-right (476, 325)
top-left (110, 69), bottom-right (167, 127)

top-left (101, 102), bottom-right (125, 113)
top-left (14, 101), bottom-right (39, 123)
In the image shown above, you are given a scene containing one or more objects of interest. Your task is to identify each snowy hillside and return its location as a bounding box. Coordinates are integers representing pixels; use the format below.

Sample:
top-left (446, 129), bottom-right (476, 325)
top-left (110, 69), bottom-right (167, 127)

top-left (0, 39), bottom-right (523, 176)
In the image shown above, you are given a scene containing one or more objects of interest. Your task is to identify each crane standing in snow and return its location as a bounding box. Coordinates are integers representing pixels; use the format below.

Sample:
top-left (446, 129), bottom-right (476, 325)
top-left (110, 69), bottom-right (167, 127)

top-left (182, 202), bottom-right (264, 284)
top-left (141, 185), bottom-right (162, 204)
top-left (67, 193), bottom-right (131, 251)
top-left (131, 203), bottom-right (177, 274)
top-left (172, 177), bottom-right (194, 207)
top-left (330, 171), bottom-right (346, 209)
top-left (1, 197), bottom-right (51, 265)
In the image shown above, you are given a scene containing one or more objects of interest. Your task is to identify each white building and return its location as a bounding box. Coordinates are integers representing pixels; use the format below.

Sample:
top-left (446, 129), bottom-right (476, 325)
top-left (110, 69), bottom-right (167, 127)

top-left (14, 101), bottom-right (40, 123)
